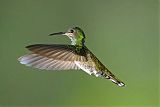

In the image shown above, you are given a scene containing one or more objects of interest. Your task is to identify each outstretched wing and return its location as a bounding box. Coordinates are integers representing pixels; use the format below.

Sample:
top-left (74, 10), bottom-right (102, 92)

top-left (18, 44), bottom-right (87, 70)
top-left (26, 44), bottom-right (87, 61)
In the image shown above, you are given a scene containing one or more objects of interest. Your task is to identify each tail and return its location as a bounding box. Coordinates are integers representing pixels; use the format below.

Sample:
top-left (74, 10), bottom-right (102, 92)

top-left (104, 69), bottom-right (125, 87)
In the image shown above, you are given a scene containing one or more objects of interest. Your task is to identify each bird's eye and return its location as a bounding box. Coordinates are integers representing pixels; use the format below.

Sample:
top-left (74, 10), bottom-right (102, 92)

top-left (70, 29), bottom-right (74, 33)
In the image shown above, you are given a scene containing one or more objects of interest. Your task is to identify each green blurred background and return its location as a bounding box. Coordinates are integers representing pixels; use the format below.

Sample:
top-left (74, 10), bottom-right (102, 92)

top-left (0, 0), bottom-right (159, 107)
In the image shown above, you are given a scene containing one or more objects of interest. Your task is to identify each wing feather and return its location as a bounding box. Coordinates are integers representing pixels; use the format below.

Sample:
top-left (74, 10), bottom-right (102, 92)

top-left (18, 53), bottom-right (80, 70)
top-left (18, 44), bottom-right (88, 70)
top-left (26, 44), bottom-right (87, 61)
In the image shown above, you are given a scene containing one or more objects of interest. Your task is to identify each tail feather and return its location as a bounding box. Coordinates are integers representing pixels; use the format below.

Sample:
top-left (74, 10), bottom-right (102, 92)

top-left (108, 76), bottom-right (125, 87)
top-left (105, 70), bottom-right (125, 87)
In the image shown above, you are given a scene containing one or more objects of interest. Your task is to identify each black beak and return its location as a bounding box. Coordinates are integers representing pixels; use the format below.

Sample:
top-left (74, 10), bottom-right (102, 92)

top-left (49, 32), bottom-right (66, 36)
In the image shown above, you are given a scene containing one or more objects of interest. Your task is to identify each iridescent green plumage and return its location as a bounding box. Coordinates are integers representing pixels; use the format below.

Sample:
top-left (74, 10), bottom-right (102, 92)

top-left (18, 27), bottom-right (125, 87)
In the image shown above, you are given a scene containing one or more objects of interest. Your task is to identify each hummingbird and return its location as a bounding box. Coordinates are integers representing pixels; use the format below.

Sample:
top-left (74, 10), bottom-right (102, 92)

top-left (18, 27), bottom-right (125, 87)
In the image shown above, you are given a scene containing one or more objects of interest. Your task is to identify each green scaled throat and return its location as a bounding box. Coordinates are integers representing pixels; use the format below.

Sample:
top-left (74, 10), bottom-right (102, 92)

top-left (18, 27), bottom-right (125, 87)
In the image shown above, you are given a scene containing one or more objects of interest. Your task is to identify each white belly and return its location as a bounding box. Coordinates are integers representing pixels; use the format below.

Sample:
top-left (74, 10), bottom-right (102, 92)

top-left (75, 61), bottom-right (101, 77)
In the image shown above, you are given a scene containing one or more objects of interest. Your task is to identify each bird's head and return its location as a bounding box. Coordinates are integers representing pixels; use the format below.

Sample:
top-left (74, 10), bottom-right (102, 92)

top-left (49, 27), bottom-right (85, 46)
